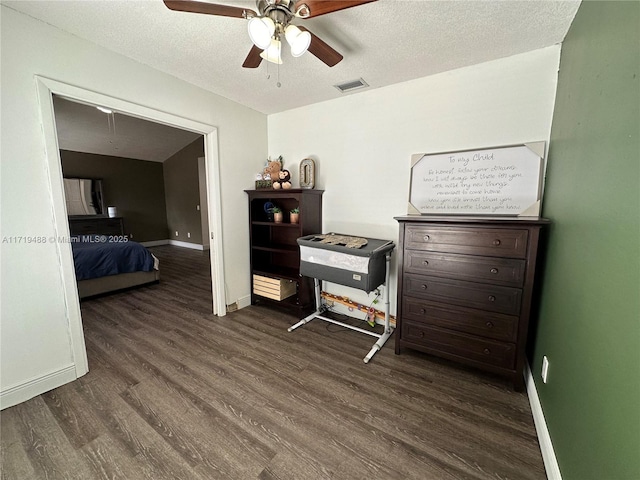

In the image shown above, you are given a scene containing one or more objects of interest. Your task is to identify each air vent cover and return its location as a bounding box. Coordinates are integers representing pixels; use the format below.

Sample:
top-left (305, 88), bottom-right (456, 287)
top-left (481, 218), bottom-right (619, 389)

top-left (334, 78), bottom-right (369, 93)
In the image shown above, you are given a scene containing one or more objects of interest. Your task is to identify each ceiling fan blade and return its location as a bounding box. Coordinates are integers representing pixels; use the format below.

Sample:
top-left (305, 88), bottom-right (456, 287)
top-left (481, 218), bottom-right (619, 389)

top-left (295, 0), bottom-right (376, 18)
top-left (243, 45), bottom-right (263, 68)
top-left (163, 0), bottom-right (256, 18)
top-left (299, 27), bottom-right (343, 67)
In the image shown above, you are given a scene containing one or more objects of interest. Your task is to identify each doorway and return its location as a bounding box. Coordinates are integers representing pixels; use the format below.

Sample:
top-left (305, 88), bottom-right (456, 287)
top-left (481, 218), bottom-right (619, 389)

top-left (36, 76), bottom-right (227, 378)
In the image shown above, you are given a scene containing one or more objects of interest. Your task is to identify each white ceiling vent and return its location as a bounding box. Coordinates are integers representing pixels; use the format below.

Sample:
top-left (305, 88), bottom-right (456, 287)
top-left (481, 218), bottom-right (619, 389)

top-left (334, 78), bottom-right (369, 93)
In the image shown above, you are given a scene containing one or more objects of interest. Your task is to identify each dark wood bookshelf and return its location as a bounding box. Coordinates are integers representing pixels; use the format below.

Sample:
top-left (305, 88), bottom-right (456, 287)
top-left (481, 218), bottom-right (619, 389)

top-left (245, 189), bottom-right (323, 314)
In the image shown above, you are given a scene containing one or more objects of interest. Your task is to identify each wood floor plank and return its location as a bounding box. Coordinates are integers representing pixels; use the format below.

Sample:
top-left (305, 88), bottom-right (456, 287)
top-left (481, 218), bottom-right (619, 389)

top-left (86, 308), bottom-right (351, 475)
top-left (160, 336), bottom-right (460, 479)
top-left (78, 435), bottom-right (131, 480)
top-left (225, 355), bottom-right (470, 479)
top-left (6, 397), bottom-right (97, 479)
top-left (242, 307), bottom-right (539, 442)
top-left (79, 336), bottom-right (142, 391)
top-left (75, 381), bottom-right (207, 480)
top-left (81, 318), bottom-right (293, 472)
top-left (40, 383), bottom-right (103, 450)
top-left (125, 378), bottom-right (276, 478)
top-left (258, 450), bottom-right (338, 480)
top-left (301, 360), bottom-right (538, 454)
top-left (0, 245), bottom-right (545, 479)
top-left (1, 411), bottom-right (39, 480)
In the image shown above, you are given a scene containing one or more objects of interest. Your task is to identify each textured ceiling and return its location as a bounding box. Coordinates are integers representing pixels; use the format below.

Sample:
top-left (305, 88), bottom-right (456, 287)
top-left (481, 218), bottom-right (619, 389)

top-left (53, 96), bottom-right (201, 161)
top-left (4, 0), bottom-right (581, 115)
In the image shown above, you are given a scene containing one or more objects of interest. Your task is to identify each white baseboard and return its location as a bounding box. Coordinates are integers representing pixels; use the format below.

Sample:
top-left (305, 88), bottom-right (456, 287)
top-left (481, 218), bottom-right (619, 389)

top-left (169, 240), bottom-right (205, 250)
top-left (237, 295), bottom-right (252, 310)
top-left (0, 364), bottom-right (77, 410)
top-left (140, 239), bottom-right (170, 247)
top-left (525, 361), bottom-right (562, 480)
top-left (140, 239), bottom-right (207, 251)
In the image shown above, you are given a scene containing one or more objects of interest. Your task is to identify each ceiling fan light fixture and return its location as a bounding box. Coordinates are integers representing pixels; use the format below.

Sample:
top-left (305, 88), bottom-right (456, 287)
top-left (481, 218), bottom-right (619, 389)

top-left (259, 39), bottom-right (283, 64)
top-left (284, 24), bottom-right (311, 57)
top-left (248, 16), bottom-right (275, 49)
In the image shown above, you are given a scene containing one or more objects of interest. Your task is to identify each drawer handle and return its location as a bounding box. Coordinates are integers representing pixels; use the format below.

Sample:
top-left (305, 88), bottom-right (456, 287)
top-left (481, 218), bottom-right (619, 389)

top-left (486, 321), bottom-right (494, 329)
top-left (493, 239), bottom-right (501, 246)
top-left (419, 308), bottom-right (426, 315)
top-left (421, 284), bottom-right (428, 290)
top-left (490, 268), bottom-right (499, 274)
top-left (423, 235), bottom-right (431, 241)
top-left (488, 295), bottom-right (496, 302)
top-left (419, 331), bottom-right (425, 338)
top-left (483, 348), bottom-right (491, 355)
top-left (422, 260), bottom-right (429, 266)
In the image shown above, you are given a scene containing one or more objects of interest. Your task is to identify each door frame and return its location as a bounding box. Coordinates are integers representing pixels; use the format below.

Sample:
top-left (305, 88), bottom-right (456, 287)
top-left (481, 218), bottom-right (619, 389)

top-left (35, 76), bottom-right (227, 378)
top-left (197, 157), bottom-right (210, 249)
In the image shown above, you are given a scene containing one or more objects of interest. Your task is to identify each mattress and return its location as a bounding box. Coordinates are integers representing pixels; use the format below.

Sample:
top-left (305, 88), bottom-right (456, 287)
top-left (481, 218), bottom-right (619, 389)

top-left (71, 237), bottom-right (156, 281)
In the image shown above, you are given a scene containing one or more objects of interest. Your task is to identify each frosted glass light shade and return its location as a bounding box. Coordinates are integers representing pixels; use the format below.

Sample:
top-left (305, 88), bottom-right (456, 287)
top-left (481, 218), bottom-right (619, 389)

top-left (284, 24), bottom-right (311, 57)
top-left (248, 16), bottom-right (275, 49)
top-left (259, 39), bottom-right (282, 64)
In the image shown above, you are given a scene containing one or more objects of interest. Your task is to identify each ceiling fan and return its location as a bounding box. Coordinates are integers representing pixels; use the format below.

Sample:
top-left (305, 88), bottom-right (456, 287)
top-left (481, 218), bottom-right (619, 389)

top-left (163, 0), bottom-right (377, 68)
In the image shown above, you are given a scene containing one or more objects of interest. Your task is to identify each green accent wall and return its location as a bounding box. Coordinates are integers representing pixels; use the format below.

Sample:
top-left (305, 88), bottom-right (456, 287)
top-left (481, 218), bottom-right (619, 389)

top-left (534, 2), bottom-right (639, 479)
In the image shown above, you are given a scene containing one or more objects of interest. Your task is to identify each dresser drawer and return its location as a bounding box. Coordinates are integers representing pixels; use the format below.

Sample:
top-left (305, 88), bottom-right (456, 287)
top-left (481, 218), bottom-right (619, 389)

top-left (404, 274), bottom-right (522, 315)
top-left (405, 225), bottom-right (528, 258)
top-left (403, 297), bottom-right (518, 342)
top-left (69, 221), bottom-right (98, 236)
top-left (98, 219), bottom-right (123, 235)
top-left (401, 321), bottom-right (516, 369)
top-left (404, 250), bottom-right (526, 287)
top-left (69, 217), bottom-right (124, 236)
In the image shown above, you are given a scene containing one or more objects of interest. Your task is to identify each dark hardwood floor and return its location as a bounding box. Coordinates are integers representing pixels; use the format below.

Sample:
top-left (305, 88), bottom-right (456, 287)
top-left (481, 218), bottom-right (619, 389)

top-left (1, 245), bottom-right (546, 479)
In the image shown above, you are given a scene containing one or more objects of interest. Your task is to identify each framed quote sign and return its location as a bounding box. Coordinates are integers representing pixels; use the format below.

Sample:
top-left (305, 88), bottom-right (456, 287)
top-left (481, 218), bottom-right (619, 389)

top-left (408, 142), bottom-right (545, 216)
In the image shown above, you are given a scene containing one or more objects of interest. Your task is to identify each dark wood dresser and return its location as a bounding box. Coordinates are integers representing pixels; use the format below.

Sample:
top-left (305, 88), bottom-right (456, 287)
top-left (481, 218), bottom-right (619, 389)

top-left (394, 216), bottom-right (549, 390)
top-left (68, 216), bottom-right (125, 236)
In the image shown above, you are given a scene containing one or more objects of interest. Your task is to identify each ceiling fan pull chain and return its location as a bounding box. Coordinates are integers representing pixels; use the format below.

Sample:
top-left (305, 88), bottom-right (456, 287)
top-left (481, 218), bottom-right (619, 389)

top-left (106, 112), bottom-right (117, 144)
top-left (277, 60), bottom-right (281, 88)
top-left (107, 113), bottom-right (113, 138)
top-left (266, 54), bottom-right (270, 79)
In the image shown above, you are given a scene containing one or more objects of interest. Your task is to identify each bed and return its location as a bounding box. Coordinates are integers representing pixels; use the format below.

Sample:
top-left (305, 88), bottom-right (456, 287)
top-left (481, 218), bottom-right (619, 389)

top-left (71, 235), bottom-right (159, 299)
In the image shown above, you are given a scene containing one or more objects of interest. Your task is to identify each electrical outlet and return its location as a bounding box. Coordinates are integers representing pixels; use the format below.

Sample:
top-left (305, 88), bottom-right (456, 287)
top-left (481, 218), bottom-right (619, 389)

top-left (541, 356), bottom-right (549, 383)
top-left (187, 232), bottom-right (191, 238)
top-left (175, 231), bottom-right (179, 237)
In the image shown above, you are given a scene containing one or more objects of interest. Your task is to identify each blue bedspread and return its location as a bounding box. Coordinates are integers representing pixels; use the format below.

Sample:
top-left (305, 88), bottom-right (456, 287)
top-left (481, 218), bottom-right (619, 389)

top-left (72, 238), bottom-right (155, 281)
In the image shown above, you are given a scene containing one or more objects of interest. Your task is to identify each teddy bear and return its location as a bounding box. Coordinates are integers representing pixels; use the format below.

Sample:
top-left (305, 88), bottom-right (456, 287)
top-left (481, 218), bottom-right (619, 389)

top-left (263, 160), bottom-right (282, 183)
top-left (273, 169), bottom-right (292, 189)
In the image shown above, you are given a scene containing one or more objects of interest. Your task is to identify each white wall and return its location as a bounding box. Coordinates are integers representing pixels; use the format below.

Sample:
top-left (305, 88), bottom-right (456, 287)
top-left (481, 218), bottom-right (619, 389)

top-left (268, 46), bottom-right (561, 313)
top-left (0, 6), bottom-right (266, 406)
